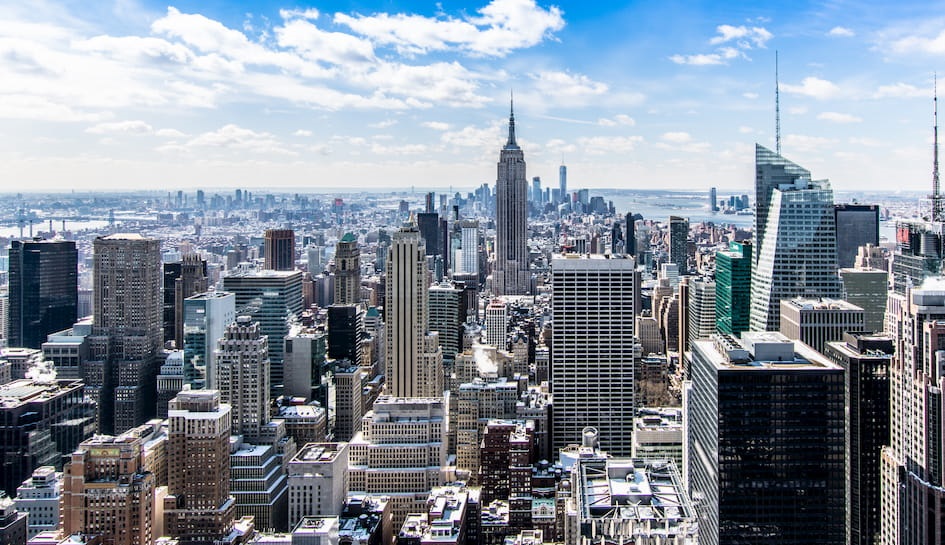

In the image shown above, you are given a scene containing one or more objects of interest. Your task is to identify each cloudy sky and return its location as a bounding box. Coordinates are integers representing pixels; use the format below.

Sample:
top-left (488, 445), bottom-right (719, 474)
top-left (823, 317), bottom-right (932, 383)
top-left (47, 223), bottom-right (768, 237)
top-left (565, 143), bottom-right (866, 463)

top-left (1, 0), bottom-right (943, 193)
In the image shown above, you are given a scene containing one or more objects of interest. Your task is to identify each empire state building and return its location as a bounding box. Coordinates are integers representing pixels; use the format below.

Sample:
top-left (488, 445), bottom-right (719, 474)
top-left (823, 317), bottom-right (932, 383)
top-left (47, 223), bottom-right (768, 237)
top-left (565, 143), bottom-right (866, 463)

top-left (493, 101), bottom-right (531, 295)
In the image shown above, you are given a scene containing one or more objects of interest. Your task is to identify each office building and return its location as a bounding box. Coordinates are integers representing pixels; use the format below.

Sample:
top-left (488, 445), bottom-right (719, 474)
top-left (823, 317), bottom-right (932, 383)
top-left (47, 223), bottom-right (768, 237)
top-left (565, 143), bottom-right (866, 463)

top-left (215, 317), bottom-right (269, 443)
top-left (750, 145), bottom-right (842, 331)
top-left (687, 278), bottom-right (715, 350)
top-left (347, 397), bottom-right (447, 530)
top-left (284, 325), bottom-right (328, 405)
top-left (715, 241), bottom-right (751, 336)
top-left (890, 220), bottom-right (945, 294)
top-left (327, 305), bottom-right (362, 366)
top-left (709, 186), bottom-right (718, 211)
top-left (417, 213), bottom-right (440, 259)
top-left (835, 204), bottom-right (880, 269)
top-left (493, 102), bottom-right (531, 296)
top-left (0, 378), bottom-right (93, 496)
top-left (60, 434), bottom-right (156, 545)
top-left (164, 389), bottom-right (236, 545)
top-left (824, 333), bottom-right (893, 545)
top-left (222, 269), bottom-right (303, 394)
top-left (13, 467), bottom-right (61, 538)
top-left (559, 164), bottom-right (567, 203)
top-left (7, 239), bottom-right (77, 349)
top-left (333, 234), bottom-right (361, 305)
top-left (551, 254), bottom-right (636, 456)
top-left (840, 267), bottom-right (888, 333)
top-left (881, 279), bottom-right (945, 545)
top-left (265, 229), bottom-right (295, 271)
top-left (0, 497), bottom-right (26, 545)
top-left (427, 283), bottom-right (464, 365)
top-left (163, 255), bottom-right (208, 347)
top-left (385, 221), bottom-right (443, 398)
top-left (287, 443), bottom-right (349, 524)
top-left (779, 298), bottom-right (865, 354)
top-left (688, 332), bottom-right (845, 545)
top-left (631, 408), bottom-right (684, 471)
top-left (90, 233), bottom-right (163, 435)
top-left (564, 435), bottom-right (698, 545)
top-left (333, 363), bottom-right (368, 442)
top-left (457, 220), bottom-right (479, 278)
top-left (668, 216), bottom-right (689, 273)
top-left (156, 351), bottom-right (185, 418)
top-left (183, 290), bottom-right (236, 390)
top-left (484, 300), bottom-right (507, 349)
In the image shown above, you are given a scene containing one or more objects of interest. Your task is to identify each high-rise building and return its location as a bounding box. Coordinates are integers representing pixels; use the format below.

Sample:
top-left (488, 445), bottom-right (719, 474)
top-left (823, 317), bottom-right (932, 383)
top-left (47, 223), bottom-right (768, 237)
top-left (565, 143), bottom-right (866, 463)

top-left (89, 234), bottom-right (162, 435)
top-left (417, 213), bottom-right (440, 259)
top-left (457, 220), bottom-right (479, 277)
top-left (881, 280), bottom-right (945, 545)
top-left (164, 389), bottom-right (236, 545)
top-left (183, 290), bottom-right (236, 390)
top-left (709, 186), bottom-right (718, 212)
top-left (333, 233), bottom-right (361, 305)
top-left (156, 351), bottom-right (185, 418)
top-left (284, 324), bottom-right (328, 405)
top-left (333, 363), bottom-right (368, 442)
top-left (551, 254), bottom-right (636, 456)
top-left (834, 204), bottom-right (880, 269)
top-left (750, 145), bottom-right (842, 331)
top-left (7, 239), bottom-right (77, 349)
top-left (531, 177), bottom-right (541, 206)
top-left (13, 466), bottom-right (62, 538)
top-left (385, 221), bottom-right (443, 398)
top-left (264, 229), bottom-right (295, 271)
top-left (624, 212), bottom-right (636, 257)
top-left (493, 102), bottom-right (531, 296)
top-left (688, 332), bottom-right (845, 545)
top-left (687, 278), bottom-right (716, 350)
top-left (559, 164), bottom-right (567, 203)
top-left (0, 378), bottom-right (93, 496)
top-left (327, 304), bottom-right (363, 366)
top-left (839, 267), bottom-right (888, 333)
top-left (222, 269), bottom-right (303, 394)
top-left (163, 255), bottom-right (208, 347)
top-left (214, 317), bottom-right (269, 443)
top-left (60, 434), bottom-right (156, 545)
top-left (824, 333), bottom-right (893, 545)
top-left (287, 443), bottom-right (349, 524)
top-left (668, 216), bottom-right (689, 273)
top-left (715, 240), bottom-right (751, 335)
top-left (484, 299), bottom-right (508, 349)
top-left (779, 298), bottom-right (865, 354)
top-left (348, 396), bottom-right (448, 530)
top-left (427, 283), bottom-right (464, 365)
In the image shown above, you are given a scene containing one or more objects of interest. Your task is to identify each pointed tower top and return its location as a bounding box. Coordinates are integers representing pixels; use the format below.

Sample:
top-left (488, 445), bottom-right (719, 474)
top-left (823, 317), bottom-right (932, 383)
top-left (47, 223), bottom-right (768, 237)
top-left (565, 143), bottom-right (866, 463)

top-left (932, 73), bottom-right (942, 221)
top-left (505, 90), bottom-right (519, 150)
top-left (775, 50), bottom-right (782, 156)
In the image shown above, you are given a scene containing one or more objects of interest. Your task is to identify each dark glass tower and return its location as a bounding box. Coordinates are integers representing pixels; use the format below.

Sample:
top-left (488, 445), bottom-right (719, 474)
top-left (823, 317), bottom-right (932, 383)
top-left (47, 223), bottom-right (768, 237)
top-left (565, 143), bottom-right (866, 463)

top-left (8, 239), bottom-right (77, 349)
top-left (688, 332), bottom-right (845, 545)
top-left (834, 204), bottom-right (879, 269)
top-left (264, 229), bottom-right (295, 271)
top-left (714, 241), bottom-right (751, 335)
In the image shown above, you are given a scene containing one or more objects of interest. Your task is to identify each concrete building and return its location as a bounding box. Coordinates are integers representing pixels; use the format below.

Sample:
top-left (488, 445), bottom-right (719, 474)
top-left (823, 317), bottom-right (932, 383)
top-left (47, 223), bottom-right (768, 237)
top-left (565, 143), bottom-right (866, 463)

top-left (631, 408), bottom-right (684, 472)
top-left (265, 230), bottom-right (295, 272)
top-left (164, 389), bottom-right (236, 545)
top-left (484, 300), bottom-right (508, 349)
top-left (333, 234), bottom-right (361, 306)
top-left (426, 283), bottom-right (464, 365)
top-left (60, 434), bottom-right (156, 545)
top-left (215, 317), bottom-right (270, 443)
top-left (156, 351), bottom-right (185, 418)
top-left (551, 254), bottom-right (637, 456)
top-left (688, 332), bottom-right (845, 545)
top-left (283, 325), bottom-right (328, 406)
top-left (183, 290), bottom-right (235, 390)
top-left (839, 267), bottom-right (888, 333)
top-left (332, 363), bottom-right (368, 442)
top-left (0, 496), bottom-right (26, 545)
top-left (492, 102), bottom-right (531, 296)
top-left (287, 443), bottom-right (349, 525)
top-left (90, 233), bottom-right (163, 435)
top-left (686, 278), bottom-right (715, 350)
top-left (347, 397), bottom-right (447, 530)
top-left (13, 467), bottom-right (60, 538)
top-left (779, 298), bottom-right (865, 354)
top-left (162, 254), bottom-right (208, 349)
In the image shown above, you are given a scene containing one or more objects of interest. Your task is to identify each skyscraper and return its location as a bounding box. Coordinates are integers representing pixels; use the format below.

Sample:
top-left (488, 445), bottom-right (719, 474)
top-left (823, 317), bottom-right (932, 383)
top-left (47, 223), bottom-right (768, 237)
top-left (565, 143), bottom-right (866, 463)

top-left (688, 332), bottom-right (845, 545)
top-left (715, 240), bottom-right (751, 335)
top-left (385, 220), bottom-right (443, 398)
top-left (8, 239), bottom-right (77, 349)
top-left (709, 186), bottom-right (718, 212)
top-left (493, 102), bottom-right (531, 295)
top-left (214, 316), bottom-right (269, 443)
top-left (264, 229), bottom-right (295, 271)
top-left (333, 233), bottom-right (361, 305)
top-left (834, 204), bottom-right (880, 269)
top-left (750, 145), bottom-right (842, 331)
top-left (559, 164), bottom-right (567, 203)
top-left (164, 389), bottom-right (236, 545)
top-left (551, 254), bottom-right (636, 456)
top-left (183, 290), bottom-right (236, 390)
top-left (668, 216), bottom-right (689, 273)
top-left (90, 233), bottom-right (162, 434)
top-left (163, 254), bottom-right (208, 348)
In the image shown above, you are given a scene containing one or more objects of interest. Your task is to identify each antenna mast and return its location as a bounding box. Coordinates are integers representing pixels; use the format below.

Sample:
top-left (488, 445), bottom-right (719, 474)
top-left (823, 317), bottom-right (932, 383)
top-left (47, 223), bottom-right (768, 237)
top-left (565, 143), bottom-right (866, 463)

top-left (933, 74), bottom-right (942, 221)
top-left (775, 51), bottom-right (782, 156)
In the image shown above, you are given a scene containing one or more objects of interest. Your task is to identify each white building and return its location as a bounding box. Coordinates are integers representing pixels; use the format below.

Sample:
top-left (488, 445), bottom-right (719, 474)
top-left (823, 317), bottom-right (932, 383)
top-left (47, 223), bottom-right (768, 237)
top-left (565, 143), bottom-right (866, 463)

top-left (14, 467), bottom-right (61, 538)
top-left (288, 443), bottom-right (349, 526)
top-left (484, 300), bottom-right (508, 349)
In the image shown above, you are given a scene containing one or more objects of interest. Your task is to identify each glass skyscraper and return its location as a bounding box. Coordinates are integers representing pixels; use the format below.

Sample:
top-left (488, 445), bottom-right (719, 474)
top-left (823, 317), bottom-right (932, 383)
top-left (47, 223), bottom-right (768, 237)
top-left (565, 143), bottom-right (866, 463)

top-left (8, 239), bottom-right (77, 349)
top-left (715, 241), bottom-right (751, 335)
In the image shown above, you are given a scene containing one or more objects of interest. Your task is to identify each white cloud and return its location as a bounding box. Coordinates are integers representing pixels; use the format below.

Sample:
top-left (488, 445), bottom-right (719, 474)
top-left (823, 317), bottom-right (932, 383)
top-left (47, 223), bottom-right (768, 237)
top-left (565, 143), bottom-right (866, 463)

top-left (743, 92), bottom-right (759, 99)
top-left (738, 126), bottom-right (756, 134)
top-left (817, 111), bottom-right (862, 123)
top-left (530, 70), bottom-right (608, 98)
top-left (781, 77), bottom-right (842, 100)
top-left (788, 106), bottom-right (808, 115)
top-left (155, 128), bottom-right (187, 138)
top-left (441, 120), bottom-right (504, 149)
top-left (275, 18), bottom-right (376, 65)
top-left (828, 26), bottom-right (855, 37)
top-left (370, 142), bottom-right (428, 155)
top-left (577, 135), bottom-right (644, 155)
top-left (783, 134), bottom-right (836, 152)
top-left (661, 131), bottom-right (692, 144)
top-left (334, 0), bottom-right (564, 57)
top-left (85, 120), bottom-right (153, 134)
top-left (293, 129), bottom-right (313, 137)
top-left (888, 28), bottom-right (945, 54)
top-left (849, 137), bottom-right (884, 147)
top-left (168, 124), bottom-right (297, 155)
top-left (279, 8), bottom-right (320, 20)
top-left (423, 121), bottom-right (450, 130)
top-left (873, 82), bottom-right (927, 99)
top-left (370, 119), bottom-right (398, 129)
top-left (670, 53), bottom-right (724, 66)
top-left (614, 114), bottom-right (635, 126)
top-left (709, 25), bottom-right (773, 48)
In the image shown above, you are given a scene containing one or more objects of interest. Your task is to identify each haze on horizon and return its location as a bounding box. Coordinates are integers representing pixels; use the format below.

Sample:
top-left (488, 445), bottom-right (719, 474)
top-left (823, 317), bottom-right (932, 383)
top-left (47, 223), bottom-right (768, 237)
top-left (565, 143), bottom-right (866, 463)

top-left (0, 0), bottom-right (942, 193)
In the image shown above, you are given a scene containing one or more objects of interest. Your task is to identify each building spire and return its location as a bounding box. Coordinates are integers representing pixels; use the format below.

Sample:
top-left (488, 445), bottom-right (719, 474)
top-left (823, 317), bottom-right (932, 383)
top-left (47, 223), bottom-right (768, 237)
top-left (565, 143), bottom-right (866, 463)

top-left (775, 50), bottom-right (782, 156)
top-left (506, 90), bottom-right (518, 148)
top-left (933, 73), bottom-right (942, 221)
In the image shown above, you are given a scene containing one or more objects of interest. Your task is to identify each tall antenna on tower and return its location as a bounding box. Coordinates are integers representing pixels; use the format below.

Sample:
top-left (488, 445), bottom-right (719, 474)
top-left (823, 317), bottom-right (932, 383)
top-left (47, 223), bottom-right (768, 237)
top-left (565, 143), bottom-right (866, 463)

top-left (933, 73), bottom-right (942, 221)
top-left (775, 50), bottom-right (782, 156)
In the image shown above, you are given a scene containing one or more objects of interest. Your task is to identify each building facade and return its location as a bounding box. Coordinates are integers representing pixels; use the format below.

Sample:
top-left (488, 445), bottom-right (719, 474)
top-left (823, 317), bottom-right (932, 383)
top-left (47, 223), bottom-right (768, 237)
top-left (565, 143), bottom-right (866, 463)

top-left (7, 239), bottom-right (77, 349)
top-left (493, 103), bottom-right (531, 296)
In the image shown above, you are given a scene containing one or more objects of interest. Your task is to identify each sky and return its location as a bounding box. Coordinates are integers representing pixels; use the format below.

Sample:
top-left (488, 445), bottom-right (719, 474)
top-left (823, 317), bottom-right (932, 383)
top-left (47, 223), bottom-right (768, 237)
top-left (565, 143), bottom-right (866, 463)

top-left (1, 0), bottom-right (944, 194)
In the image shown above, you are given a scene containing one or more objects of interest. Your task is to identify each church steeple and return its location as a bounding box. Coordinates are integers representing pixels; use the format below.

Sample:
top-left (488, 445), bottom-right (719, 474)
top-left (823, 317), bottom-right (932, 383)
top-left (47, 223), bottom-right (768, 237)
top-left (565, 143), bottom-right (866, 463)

top-left (505, 92), bottom-right (519, 150)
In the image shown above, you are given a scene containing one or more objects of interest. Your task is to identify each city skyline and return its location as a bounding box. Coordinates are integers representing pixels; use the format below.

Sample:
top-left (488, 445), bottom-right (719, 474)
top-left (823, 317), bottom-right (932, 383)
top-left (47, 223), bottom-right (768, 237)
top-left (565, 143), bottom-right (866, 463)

top-left (1, 0), bottom-right (943, 193)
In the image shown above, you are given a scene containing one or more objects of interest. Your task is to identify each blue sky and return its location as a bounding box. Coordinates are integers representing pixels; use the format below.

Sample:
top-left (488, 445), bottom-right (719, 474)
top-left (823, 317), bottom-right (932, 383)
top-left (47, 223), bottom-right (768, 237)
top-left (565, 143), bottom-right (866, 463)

top-left (1, 0), bottom-right (943, 193)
